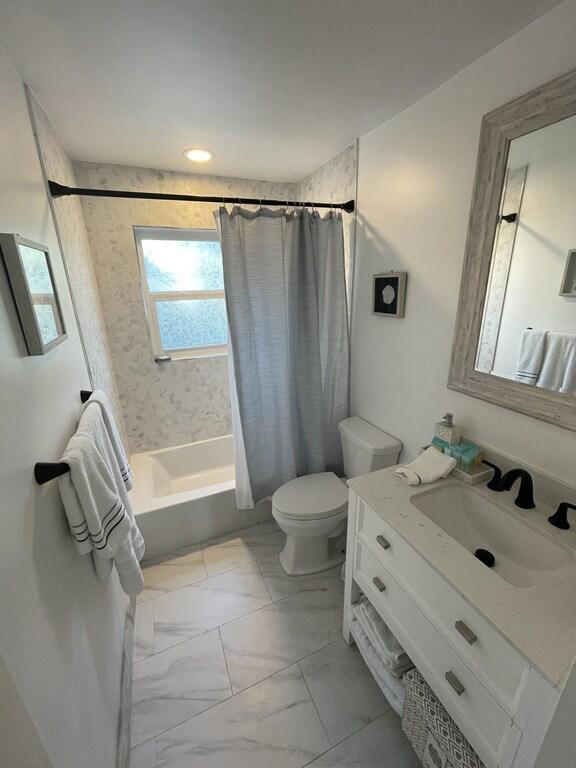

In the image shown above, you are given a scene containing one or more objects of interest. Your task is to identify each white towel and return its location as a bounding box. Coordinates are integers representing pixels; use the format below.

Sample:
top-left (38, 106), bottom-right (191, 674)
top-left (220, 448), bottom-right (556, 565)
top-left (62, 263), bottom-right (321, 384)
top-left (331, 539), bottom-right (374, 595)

top-left (82, 389), bottom-right (132, 490)
top-left (58, 405), bottom-right (144, 595)
top-left (350, 617), bottom-right (405, 716)
top-left (536, 331), bottom-right (576, 395)
top-left (354, 602), bottom-right (413, 677)
top-left (515, 329), bottom-right (546, 385)
top-left (394, 446), bottom-right (456, 486)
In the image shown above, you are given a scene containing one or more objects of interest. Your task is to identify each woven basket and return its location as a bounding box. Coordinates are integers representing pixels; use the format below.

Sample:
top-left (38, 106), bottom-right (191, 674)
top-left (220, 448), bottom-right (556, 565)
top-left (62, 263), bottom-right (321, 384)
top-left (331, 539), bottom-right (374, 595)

top-left (402, 669), bottom-right (485, 768)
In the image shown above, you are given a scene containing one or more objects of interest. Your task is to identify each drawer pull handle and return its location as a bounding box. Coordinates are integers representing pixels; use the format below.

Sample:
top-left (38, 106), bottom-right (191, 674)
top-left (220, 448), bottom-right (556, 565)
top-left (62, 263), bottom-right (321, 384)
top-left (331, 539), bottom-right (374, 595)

top-left (372, 576), bottom-right (386, 592)
top-left (455, 620), bottom-right (477, 646)
top-left (445, 671), bottom-right (465, 696)
top-left (376, 534), bottom-right (391, 551)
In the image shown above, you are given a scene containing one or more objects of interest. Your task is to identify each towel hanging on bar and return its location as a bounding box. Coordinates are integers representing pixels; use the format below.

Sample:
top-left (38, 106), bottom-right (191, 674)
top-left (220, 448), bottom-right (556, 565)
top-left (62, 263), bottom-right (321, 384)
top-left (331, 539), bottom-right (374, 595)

top-left (34, 390), bottom-right (93, 484)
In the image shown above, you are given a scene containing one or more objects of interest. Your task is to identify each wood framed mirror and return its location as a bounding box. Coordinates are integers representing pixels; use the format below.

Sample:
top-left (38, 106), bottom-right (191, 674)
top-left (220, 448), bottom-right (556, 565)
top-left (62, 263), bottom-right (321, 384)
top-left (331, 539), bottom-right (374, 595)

top-left (449, 68), bottom-right (576, 431)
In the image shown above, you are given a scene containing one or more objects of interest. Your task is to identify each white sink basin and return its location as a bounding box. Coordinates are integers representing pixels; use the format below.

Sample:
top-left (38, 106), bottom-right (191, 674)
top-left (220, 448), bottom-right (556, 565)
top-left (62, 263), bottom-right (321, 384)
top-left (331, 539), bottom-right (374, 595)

top-left (411, 484), bottom-right (573, 588)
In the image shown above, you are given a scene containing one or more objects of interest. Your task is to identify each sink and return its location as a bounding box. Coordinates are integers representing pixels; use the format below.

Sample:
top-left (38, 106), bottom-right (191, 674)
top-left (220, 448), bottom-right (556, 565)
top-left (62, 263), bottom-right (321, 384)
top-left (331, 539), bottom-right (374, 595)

top-left (410, 484), bottom-right (573, 588)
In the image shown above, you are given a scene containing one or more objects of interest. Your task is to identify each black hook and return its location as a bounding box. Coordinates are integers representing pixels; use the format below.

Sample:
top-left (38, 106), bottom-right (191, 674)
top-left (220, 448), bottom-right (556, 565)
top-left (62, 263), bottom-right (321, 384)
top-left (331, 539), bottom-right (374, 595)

top-left (34, 391), bottom-right (93, 484)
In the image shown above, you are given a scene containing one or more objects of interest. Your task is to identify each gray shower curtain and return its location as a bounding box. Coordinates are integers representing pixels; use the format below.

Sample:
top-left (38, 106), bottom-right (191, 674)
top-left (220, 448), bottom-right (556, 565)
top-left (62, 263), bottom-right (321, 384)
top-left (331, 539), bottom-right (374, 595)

top-left (218, 206), bottom-right (350, 508)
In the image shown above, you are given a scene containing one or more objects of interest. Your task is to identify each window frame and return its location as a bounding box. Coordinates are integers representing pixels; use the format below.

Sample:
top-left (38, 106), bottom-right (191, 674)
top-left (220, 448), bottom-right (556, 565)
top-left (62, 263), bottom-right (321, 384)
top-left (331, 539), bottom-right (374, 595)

top-left (134, 225), bottom-right (227, 361)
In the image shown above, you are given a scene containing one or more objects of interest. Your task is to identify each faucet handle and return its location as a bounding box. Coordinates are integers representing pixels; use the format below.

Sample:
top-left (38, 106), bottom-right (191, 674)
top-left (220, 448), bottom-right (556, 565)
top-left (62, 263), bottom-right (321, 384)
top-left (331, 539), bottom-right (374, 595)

top-left (481, 460), bottom-right (503, 491)
top-left (548, 502), bottom-right (576, 530)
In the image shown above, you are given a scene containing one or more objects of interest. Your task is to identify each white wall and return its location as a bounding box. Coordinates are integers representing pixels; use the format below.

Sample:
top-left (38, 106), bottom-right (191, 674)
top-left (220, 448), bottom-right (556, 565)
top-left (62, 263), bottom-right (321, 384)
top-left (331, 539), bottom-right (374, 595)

top-left (29, 93), bottom-right (126, 441)
top-left (492, 115), bottom-right (576, 379)
top-left (296, 143), bottom-right (358, 297)
top-left (0, 44), bottom-right (128, 768)
top-left (0, 650), bottom-right (51, 768)
top-left (352, 0), bottom-right (576, 485)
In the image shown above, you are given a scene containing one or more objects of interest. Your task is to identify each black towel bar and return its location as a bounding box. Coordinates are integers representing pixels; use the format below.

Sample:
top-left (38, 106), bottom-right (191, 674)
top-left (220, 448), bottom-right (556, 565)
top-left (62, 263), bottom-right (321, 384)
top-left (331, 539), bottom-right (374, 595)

top-left (34, 390), bottom-right (93, 485)
top-left (34, 461), bottom-right (71, 485)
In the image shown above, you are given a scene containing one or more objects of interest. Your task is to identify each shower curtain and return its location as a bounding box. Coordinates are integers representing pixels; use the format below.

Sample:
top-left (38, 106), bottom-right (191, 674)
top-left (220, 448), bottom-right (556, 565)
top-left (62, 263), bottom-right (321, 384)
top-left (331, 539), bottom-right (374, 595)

top-left (217, 206), bottom-right (349, 508)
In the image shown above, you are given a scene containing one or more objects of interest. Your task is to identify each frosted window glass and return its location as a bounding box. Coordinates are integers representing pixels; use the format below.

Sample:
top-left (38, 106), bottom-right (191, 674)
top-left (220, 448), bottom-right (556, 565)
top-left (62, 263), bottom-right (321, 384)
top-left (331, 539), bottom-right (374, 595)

top-left (142, 239), bottom-right (223, 292)
top-left (156, 299), bottom-right (227, 349)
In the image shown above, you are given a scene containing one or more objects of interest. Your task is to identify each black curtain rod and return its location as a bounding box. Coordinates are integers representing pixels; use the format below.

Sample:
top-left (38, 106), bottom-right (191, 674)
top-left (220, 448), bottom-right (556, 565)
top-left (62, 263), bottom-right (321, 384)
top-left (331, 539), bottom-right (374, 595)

top-left (48, 180), bottom-right (355, 213)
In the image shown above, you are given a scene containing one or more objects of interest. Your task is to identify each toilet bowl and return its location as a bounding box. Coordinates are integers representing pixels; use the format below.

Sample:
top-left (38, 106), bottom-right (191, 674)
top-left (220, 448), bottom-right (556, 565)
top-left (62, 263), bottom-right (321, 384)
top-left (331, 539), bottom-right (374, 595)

top-left (272, 472), bottom-right (348, 575)
top-left (272, 417), bottom-right (402, 575)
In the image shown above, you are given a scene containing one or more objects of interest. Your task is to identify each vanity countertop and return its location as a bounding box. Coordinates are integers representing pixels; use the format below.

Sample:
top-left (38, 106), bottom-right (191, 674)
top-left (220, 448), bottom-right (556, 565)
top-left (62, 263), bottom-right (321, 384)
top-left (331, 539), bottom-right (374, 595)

top-left (349, 467), bottom-right (576, 688)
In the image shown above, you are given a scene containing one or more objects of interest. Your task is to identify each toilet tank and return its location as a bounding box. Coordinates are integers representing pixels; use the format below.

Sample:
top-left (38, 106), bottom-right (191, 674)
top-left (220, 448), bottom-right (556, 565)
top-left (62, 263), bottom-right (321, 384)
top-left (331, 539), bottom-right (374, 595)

top-left (338, 417), bottom-right (402, 478)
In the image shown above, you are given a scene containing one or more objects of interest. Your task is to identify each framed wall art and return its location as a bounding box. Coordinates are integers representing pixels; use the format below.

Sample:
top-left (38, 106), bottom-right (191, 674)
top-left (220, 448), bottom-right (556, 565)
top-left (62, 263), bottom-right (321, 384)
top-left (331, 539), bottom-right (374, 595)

top-left (372, 271), bottom-right (407, 318)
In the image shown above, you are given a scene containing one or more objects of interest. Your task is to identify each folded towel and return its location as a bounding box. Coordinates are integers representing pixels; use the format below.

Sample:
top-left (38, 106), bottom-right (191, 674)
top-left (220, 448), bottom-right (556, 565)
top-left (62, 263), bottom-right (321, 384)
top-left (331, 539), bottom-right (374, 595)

top-left (350, 617), bottom-right (405, 716)
top-left (58, 405), bottom-right (144, 595)
top-left (515, 329), bottom-right (546, 385)
top-left (354, 602), bottom-right (413, 677)
top-left (536, 331), bottom-right (576, 395)
top-left (82, 389), bottom-right (132, 490)
top-left (394, 446), bottom-right (456, 486)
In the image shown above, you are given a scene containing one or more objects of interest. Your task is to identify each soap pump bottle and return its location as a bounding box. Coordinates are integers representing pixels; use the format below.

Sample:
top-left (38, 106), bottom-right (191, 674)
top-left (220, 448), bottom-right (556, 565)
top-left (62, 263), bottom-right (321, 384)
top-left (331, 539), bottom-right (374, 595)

top-left (434, 413), bottom-right (462, 445)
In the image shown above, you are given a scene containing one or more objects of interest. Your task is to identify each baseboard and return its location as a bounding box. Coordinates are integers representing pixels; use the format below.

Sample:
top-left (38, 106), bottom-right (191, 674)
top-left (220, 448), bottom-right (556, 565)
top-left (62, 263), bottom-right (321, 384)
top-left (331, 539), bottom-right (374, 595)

top-left (117, 597), bottom-right (136, 768)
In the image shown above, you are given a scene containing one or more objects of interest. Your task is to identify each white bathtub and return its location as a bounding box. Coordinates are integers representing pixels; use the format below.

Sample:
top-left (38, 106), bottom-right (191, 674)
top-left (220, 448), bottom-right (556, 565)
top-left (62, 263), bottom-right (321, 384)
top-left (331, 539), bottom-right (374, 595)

top-left (129, 435), bottom-right (271, 560)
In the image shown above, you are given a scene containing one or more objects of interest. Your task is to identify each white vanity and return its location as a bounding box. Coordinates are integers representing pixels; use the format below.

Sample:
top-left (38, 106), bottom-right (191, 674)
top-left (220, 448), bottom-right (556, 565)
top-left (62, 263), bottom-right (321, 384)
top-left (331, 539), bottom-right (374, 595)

top-left (343, 468), bottom-right (576, 768)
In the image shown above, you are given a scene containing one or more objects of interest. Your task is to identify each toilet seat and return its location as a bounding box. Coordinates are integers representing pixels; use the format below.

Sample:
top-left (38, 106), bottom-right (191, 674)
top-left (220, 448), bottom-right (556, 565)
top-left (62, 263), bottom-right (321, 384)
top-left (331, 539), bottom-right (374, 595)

top-left (272, 472), bottom-right (348, 521)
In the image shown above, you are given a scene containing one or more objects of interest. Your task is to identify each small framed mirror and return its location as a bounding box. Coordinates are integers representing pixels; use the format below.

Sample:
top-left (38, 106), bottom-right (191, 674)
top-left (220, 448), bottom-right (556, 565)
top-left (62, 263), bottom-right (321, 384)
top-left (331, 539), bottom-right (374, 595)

top-left (0, 233), bottom-right (66, 355)
top-left (449, 68), bottom-right (576, 431)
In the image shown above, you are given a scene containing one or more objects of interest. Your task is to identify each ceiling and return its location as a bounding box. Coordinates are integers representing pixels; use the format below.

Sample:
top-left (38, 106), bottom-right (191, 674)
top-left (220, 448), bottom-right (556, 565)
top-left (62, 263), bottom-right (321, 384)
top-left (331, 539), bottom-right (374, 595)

top-left (0, 0), bottom-right (564, 181)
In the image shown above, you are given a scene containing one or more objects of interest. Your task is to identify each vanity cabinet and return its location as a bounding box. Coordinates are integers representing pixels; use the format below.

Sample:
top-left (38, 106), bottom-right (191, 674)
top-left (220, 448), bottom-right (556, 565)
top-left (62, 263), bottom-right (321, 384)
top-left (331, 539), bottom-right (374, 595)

top-left (343, 490), bottom-right (564, 768)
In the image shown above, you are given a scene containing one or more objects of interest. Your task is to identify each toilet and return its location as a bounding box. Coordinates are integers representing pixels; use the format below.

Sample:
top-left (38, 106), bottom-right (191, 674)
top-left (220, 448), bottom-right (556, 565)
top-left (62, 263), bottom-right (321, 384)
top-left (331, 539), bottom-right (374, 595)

top-left (272, 416), bottom-right (402, 575)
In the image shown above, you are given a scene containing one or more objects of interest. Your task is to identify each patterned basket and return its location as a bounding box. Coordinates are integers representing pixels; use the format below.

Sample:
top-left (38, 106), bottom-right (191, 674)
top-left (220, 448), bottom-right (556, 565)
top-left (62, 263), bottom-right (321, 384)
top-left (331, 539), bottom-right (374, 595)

top-left (402, 669), bottom-right (485, 768)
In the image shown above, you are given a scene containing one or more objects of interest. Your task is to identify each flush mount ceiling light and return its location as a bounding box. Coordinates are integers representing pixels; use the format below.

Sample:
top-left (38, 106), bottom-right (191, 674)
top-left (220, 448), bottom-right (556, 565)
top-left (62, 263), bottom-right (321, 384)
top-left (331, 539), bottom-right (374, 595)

top-left (183, 147), bottom-right (213, 162)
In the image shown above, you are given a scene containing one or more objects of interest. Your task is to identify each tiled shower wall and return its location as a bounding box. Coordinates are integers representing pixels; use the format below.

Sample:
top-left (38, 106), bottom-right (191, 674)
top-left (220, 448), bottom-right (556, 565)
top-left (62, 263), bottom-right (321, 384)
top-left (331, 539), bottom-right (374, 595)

top-left (74, 148), bottom-right (357, 454)
top-left (37, 141), bottom-right (357, 455)
top-left (296, 142), bottom-right (358, 295)
top-left (29, 94), bottom-right (125, 440)
top-left (23, 127), bottom-right (356, 456)
top-left (74, 163), bottom-right (298, 453)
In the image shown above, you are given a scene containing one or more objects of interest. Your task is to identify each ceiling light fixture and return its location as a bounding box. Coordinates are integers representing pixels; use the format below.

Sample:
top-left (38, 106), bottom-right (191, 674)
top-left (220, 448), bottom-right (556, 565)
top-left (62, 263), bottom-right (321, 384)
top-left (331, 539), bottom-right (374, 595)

top-left (183, 148), bottom-right (213, 162)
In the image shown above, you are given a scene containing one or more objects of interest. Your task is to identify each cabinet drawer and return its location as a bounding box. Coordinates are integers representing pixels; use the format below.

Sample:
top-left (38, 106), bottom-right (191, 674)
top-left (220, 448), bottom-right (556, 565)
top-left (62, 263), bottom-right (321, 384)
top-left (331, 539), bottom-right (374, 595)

top-left (356, 499), bottom-right (529, 711)
top-left (354, 542), bottom-right (517, 766)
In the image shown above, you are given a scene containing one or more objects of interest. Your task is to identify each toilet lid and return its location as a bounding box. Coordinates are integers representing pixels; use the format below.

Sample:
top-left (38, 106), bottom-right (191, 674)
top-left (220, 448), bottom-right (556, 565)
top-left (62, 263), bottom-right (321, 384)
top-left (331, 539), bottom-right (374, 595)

top-left (272, 472), bottom-right (348, 520)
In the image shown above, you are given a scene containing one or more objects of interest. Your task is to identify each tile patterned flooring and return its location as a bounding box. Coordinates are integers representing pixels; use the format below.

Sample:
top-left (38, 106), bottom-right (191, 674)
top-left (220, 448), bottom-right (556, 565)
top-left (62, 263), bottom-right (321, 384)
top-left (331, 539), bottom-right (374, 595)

top-left (130, 520), bottom-right (419, 768)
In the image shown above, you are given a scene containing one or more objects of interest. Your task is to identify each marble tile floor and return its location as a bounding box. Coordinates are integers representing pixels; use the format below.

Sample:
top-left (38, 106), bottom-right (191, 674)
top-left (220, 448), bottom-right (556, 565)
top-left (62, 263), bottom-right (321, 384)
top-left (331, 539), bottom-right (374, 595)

top-left (130, 520), bottom-right (418, 768)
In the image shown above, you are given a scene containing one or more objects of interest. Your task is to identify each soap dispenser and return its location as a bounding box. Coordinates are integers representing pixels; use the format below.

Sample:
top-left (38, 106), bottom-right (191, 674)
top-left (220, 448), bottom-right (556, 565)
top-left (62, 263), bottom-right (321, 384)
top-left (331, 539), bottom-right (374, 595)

top-left (434, 413), bottom-right (462, 445)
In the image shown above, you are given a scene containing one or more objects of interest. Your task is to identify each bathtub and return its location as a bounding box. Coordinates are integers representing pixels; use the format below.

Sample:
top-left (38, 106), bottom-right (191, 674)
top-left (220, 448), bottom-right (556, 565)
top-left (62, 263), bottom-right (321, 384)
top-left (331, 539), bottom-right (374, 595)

top-left (129, 435), bottom-right (271, 561)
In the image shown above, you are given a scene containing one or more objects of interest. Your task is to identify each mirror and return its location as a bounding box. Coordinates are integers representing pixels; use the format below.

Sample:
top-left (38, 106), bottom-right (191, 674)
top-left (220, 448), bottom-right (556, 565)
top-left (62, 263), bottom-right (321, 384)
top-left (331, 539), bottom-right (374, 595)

top-left (476, 114), bottom-right (576, 394)
top-left (0, 234), bottom-right (66, 355)
top-left (449, 67), bottom-right (576, 430)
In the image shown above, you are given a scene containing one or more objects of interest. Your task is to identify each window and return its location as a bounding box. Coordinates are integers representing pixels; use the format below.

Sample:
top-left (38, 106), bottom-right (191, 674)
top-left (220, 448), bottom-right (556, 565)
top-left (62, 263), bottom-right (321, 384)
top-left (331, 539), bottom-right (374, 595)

top-left (135, 226), bottom-right (227, 359)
